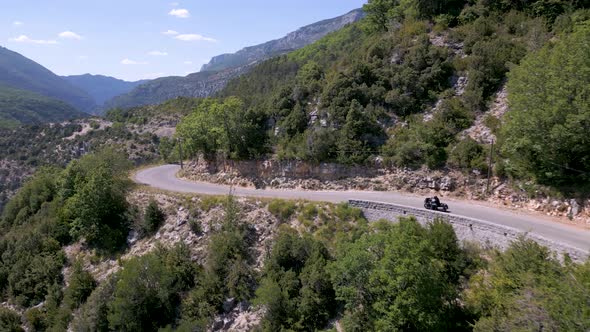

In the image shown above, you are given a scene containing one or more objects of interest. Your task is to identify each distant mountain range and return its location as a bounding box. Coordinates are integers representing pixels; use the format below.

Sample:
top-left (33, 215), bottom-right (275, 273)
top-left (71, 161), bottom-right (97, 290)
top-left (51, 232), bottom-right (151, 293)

top-left (0, 46), bottom-right (95, 114)
top-left (104, 8), bottom-right (365, 111)
top-left (0, 44), bottom-right (149, 124)
top-left (62, 74), bottom-right (148, 108)
top-left (201, 9), bottom-right (365, 72)
top-left (0, 9), bottom-right (364, 121)
top-left (103, 67), bottom-right (248, 111)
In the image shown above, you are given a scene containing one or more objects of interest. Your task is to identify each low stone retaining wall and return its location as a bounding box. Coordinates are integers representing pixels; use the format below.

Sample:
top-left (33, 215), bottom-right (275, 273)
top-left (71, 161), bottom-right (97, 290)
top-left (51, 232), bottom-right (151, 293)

top-left (349, 200), bottom-right (588, 262)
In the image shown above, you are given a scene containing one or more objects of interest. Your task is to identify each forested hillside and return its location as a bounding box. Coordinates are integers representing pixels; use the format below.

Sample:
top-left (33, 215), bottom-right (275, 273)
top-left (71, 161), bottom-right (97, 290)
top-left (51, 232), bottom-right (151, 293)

top-left (0, 47), bottom-right (95, 113)
top-left (0, 85), bottom-right (86, 128)
top-left (200, 9), bottom-right (365, 72)
top-left (62, 74), bottom-right (148, 112)
top-left (176, 0), bottom-right (590, 194)
top-left (1, 0), bottom-right (590, 330)
top-left (103, 9), bottom-right (365, 110)
top-left (0, 152), bottom-right (588, 330)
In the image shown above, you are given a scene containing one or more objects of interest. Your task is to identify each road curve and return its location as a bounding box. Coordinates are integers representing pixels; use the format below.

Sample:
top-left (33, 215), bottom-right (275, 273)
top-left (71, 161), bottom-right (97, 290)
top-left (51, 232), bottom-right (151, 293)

top-left (135, 164), bottom-right (590, 253)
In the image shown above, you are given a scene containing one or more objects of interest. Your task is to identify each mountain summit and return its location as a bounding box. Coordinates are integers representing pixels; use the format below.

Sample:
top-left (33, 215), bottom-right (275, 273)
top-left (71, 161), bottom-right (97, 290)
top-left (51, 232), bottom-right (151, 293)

top-left (201, 9), bottom-right (365, 72)
top-left (103, 9), bottom-right (365, 111)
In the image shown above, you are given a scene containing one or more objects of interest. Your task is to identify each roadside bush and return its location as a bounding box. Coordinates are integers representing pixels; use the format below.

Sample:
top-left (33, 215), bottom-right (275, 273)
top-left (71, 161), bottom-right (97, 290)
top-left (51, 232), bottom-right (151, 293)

top-left (142, 199), bottom-right (166, 235)
top-left (268, 199), bottom-right (297, 222)
top-left (255, 228), bottom-right (336, 331)
top-left (0, 307), bottom-right (23, 332)
top-left (448, 138), bottom-right (488, 173)
top-left (107, 245), bottom-right (199, 331)
top-left (63, 261), bottom-right (96, 309)
top-left (383, 98), bottom-right (473, 169)
top-left (199, 196), bottom-right (223, 212)
top-left (189, 219), bottom-right (202, 235)
top-left (465, 239), bottom-right (590, 331)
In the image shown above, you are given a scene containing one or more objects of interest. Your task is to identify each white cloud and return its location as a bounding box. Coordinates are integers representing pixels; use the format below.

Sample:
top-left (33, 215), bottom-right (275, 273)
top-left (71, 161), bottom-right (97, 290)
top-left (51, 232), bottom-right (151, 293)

top-left (121, 58), bottom-right (148, 65)
top-left (162, 29), bottom-right (179, 35)
top-left (9, 35), bottom-right (57, 44)
top-left (148, 50), bottom-right (168, 56)
top-left (58, 31), bottom-right (83, 40)
top-left (183, 61), bottom-right (193, 65)
top-left (175, 33), bottom-right (216, 42)
top-left (78, 55), bottom-right (89, 60)
top-left (13, 21), bottom-right (23, 26)
top-left (168, 8), bottom-right (190, 18)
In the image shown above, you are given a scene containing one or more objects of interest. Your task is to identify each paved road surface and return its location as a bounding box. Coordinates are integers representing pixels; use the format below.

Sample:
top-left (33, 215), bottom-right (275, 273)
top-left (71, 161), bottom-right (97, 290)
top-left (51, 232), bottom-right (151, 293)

top-left (135, 164), bottom-right (590, 253)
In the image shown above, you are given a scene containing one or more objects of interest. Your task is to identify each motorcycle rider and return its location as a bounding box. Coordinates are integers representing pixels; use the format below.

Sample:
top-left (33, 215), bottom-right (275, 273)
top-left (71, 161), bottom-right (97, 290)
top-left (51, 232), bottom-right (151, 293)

top-left (433, 196), bottom-right (440, 206)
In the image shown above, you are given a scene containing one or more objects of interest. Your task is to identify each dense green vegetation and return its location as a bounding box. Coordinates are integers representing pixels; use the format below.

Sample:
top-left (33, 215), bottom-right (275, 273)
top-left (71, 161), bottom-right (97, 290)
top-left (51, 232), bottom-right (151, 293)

top-left (500, 21), bottom-right (590, 188)
top-left (0, 117), bottom-right (160, 214)
top-left (1, 163), bottom-right (589, 330)
top-left (105, 97), bottom-right (203, 125)
top-left (0, 84), bottom-right (86, 128)
top-left (0, 149), bottom-right (130, 312)
top-left (176, 97), bottom-right (267, 160)
top-left (174, 0), bottom-right (590, 195)
top-left (2, 0), bottom-right (590, 329)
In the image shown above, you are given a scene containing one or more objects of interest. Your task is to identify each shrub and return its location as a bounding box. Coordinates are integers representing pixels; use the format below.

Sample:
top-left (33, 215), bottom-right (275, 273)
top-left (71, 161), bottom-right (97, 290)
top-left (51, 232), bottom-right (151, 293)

top-left (448, 138), bottom-right (488, 173)
top-left (63, 261), bottom-right (96, 309)
top-left (501, 23), bottom-right (590, 186)
top-left (189, 219), bottom-right (202, 235)
top-left (0, 307), bottom-right (23, 332)
top-left (199, 196), bottom-right (222, 212)
top-left (268, 199), bottom-right (297, 222)
top-left (142, 199), bottom-right (165, 235)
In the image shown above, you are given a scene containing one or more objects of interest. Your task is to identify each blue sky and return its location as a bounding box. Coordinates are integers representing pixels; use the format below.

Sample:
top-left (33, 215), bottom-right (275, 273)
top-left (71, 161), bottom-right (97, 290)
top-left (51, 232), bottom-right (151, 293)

top-left (1, 0), bottom-right (366, 81)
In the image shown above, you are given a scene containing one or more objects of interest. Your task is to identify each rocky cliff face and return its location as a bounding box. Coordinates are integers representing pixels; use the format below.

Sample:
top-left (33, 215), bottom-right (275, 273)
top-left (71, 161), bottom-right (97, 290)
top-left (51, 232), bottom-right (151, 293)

top-left (180, 157), bottom-right (590, 225)
top-left (103, 9), bottom-right (364, 110)
top-left (201, 9), bottom-right (365, 72)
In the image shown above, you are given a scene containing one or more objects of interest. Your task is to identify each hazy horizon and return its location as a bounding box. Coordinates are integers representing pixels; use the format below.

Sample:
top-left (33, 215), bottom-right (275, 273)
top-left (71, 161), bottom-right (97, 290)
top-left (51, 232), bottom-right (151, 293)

top-left (1, 0), bottom-right (365, 81)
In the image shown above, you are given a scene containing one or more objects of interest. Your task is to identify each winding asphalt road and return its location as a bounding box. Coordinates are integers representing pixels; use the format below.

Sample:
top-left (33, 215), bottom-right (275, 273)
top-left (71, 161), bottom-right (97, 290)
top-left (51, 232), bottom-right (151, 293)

top-left (135, 164), bottom-right (590, 253)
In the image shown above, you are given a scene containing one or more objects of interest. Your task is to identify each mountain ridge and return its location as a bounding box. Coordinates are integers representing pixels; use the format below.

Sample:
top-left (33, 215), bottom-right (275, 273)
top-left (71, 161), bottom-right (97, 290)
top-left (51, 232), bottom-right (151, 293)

top-left (62, 74), bottom-right (149, 112)
top-left (102, 8), bottom-right (365, 111)
top-left (0, 46), bottom-right (95, 113)
top-left (201, 8), bottom-right (365, 72)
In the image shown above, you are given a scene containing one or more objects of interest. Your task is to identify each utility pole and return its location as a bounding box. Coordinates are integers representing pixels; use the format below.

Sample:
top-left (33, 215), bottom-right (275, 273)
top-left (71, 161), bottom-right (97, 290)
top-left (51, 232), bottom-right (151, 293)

top-left (486, 140), bottom-right (494, 195)
top-left (178, 137), bottom-right (184, 170)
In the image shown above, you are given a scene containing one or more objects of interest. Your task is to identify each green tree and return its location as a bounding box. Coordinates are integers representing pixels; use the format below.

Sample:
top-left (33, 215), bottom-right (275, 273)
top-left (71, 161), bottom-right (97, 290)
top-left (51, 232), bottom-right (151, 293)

top-left (206, 195), bottom-right (254, 304)
top-left (255, 228), bottom-right (336, 331)
top-left (501, 22), bottom-right (590, 186)
top-left (337, 100), bottom-right (385, 164)
top-left (465, 239), bottom-right (590, 331)
top-left (0, 307), bottom-right (23, 332)
top-left (60, 149), bottom-right (131, 251)
top-left (448, 138), bottom-right (488, 172)
top-left (107, 245), bottom-right (198, 332)
top-left (363, 0), bottom-right (399, 32)
top-left (329, 218), bottom-right (472, 331)
top-left (63, 261), bottom-right (96, 309)
top-left (177, 97), bottom-right (267, 160)
top-left (142, 199), bottom-right (165, 235)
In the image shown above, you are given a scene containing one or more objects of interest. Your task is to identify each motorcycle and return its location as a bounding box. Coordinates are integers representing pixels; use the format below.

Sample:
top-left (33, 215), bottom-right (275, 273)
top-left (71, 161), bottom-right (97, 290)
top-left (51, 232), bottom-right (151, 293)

top-left (424, 197), bottom-right (448, 212)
